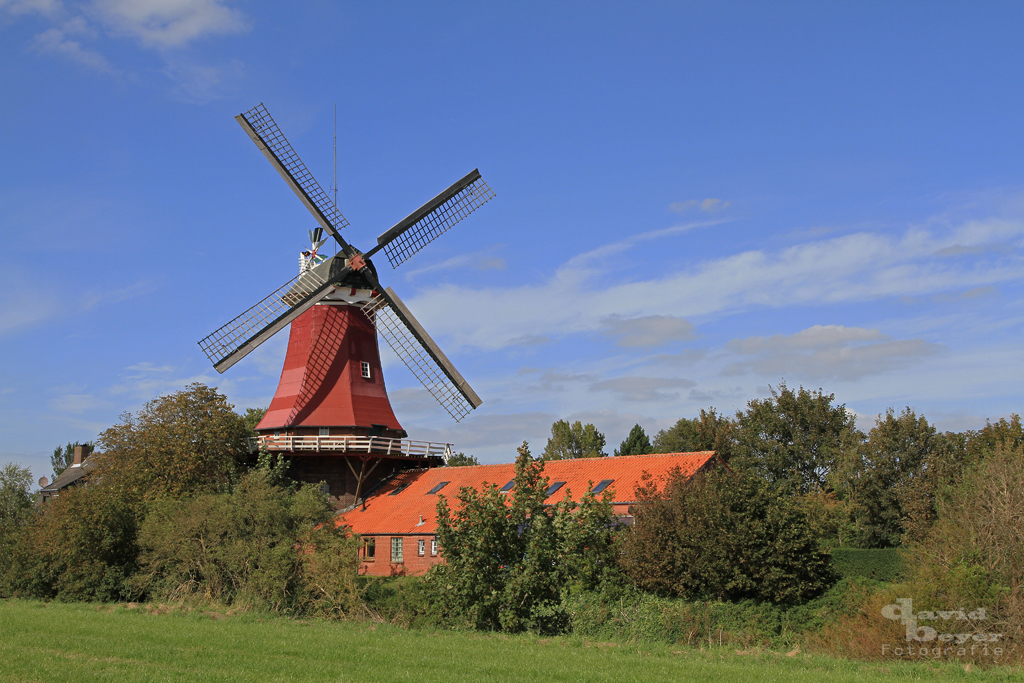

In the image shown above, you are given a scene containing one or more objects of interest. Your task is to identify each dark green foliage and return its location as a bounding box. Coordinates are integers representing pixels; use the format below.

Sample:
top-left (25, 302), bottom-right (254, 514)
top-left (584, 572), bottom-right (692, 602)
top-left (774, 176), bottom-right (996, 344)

top-left (614, 423), bottom-right (653, 457)
top-left (965, 414), bottom-right (1024, 460)
top-left (428, 442), bottom-right (617, 633)
top-left (829, 548), bottom-right (902, 582)
top-left (733, 383), bottom-right (860, 495)
top-left (132, 471), bottom-right (355, 612)
top-left (620, 468), bottom-right (836, 604)
top-left (653, 408), bottom-right (735, 460)
top-left (241, 407), bottom-right (267, 435)
top-left (541, 420), bottom-right (607, 460)
top-left (50, 442), bottom-right (93, 479)
top-left (96, 383), bottom-right (250, 501)
top-left (0, 462), bottom-right (33, 528)
top-left (5, 483), bottom-right (141, 601)
top-left (0, 463), bottom-right (34, 590)
top-left (840, 408), bottom-right (935, 547)
top-left (445, 452), bottom-right (480, 467)
top-left (565, 577), bottom-right (873, 648)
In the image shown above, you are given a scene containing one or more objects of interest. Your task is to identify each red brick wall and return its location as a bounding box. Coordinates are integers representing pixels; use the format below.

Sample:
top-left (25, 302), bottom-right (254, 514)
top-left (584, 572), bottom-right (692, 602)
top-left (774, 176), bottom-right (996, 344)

top-left (358, 535), bottom-right (442, 576)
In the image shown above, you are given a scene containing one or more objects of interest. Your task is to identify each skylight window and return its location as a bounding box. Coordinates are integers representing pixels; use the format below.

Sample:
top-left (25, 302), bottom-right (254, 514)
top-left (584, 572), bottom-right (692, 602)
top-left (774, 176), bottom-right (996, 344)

top-left (389, 482), bottom-right (412, 496)
top-left (427, 481), bottom-right (450, 494)
top-left (545, 481), bottom-right (566, 497)
top-left (499, 480), bottom-right (515, 493)
top-left (590, 479), bottom-right (614, 494)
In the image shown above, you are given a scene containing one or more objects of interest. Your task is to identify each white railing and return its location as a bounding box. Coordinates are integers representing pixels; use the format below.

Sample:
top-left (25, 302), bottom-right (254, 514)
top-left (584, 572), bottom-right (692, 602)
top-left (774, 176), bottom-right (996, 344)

top-left (248, 435), bottom-right (451, 460)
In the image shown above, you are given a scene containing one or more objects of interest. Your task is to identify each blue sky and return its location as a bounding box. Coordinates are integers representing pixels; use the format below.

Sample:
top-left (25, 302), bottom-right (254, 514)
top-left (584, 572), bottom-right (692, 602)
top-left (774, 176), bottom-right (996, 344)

top-left (3, 1), bottom-right (1024, 479)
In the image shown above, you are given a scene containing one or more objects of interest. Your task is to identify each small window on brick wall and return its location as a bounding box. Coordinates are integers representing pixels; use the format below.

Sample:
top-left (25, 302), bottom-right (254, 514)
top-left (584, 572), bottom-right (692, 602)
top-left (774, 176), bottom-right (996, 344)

top-left (361, 361), bottom-right (371, 379)
top-left (391, 537), bottom-right (403, 563)
top-left (417, 539), bottom-right (425, 556)
top-left (430, 537), bottom-right (438, 556)
top-left (364, 538), bottom-right (375, 561)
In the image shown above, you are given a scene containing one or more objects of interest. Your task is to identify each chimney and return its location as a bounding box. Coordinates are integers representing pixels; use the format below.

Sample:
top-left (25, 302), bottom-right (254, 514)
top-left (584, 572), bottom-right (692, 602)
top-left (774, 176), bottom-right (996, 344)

top-left (72, 446), bottom-right (85, 467)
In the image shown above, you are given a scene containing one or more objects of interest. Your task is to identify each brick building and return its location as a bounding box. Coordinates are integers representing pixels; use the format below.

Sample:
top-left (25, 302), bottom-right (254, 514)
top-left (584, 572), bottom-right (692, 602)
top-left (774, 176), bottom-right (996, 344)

top-left (338, 451), bottom-right (723, 576)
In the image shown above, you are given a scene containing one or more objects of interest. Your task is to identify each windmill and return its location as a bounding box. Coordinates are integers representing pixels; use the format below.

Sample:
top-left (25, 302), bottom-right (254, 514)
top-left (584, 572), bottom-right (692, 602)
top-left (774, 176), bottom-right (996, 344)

top-left (198, 103), bottom-right (494, 505)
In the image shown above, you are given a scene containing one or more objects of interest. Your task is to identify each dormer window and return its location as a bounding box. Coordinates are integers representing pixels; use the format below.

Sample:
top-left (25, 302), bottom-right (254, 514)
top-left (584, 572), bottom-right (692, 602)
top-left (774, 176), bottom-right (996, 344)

top-left (361, 361), bottom-right (371, 379)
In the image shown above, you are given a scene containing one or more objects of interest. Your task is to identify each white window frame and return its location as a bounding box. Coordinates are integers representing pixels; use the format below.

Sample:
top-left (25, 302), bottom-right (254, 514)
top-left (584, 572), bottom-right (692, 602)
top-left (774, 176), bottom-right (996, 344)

top-left (361, 361), bottom-right (371, 379)
top-left (430, 538), bottom-right (438, 556)
top-left (319, 427), bottom-right (330, 436)
top-left (391, 537), bottom-right (403, 564)
top-left (417, 539), bottom-right (425, 556)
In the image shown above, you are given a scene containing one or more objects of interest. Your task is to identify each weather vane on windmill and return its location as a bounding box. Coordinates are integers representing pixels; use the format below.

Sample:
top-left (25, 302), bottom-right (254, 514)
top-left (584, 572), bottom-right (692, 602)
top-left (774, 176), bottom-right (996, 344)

top-left (198, 102), bottom-right (494, 504)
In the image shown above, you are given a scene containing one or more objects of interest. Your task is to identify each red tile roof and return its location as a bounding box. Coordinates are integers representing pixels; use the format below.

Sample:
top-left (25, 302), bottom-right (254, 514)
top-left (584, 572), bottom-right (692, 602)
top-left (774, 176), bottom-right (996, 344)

top-left (339, 451), bottom-right (718, 536)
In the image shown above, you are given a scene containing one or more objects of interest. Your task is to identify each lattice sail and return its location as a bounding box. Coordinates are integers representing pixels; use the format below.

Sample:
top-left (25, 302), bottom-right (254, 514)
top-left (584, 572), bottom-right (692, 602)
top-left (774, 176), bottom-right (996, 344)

top-left (198, 269), bottom-right (329, 370)
top-left (376, 171), bottom-right (494, 269)
top-left (238, 103), bottom-right (350, 237)
top-left (362, 288), bottom-right (481, 422)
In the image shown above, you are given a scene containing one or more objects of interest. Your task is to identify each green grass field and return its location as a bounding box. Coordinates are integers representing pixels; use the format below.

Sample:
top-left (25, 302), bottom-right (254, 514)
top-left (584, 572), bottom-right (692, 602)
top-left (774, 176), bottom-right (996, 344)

top-left (0, 599), bottom-right (1018, 682)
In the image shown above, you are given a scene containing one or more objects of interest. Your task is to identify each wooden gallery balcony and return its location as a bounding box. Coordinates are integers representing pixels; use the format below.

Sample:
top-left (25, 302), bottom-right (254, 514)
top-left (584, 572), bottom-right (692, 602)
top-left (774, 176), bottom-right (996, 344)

top-left (248, 435), bottom-right (452, 461)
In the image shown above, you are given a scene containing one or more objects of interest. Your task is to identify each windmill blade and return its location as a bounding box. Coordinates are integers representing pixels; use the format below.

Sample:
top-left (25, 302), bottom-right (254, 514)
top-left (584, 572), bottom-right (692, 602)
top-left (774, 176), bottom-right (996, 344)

top-left (362, 286), bottom-right (482, 421)
top-left (199, 263), bottom-right (346, 373)
top-left (236, 103), bottom-right (351, 248)
top-left (365, 169), bottom-right (495, 269)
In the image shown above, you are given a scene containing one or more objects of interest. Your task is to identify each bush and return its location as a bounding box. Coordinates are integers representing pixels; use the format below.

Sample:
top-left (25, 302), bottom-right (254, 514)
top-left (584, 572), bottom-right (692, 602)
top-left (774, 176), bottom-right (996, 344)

top-left (830, 548), bottom-right (902, 582)
top-left (620, 468), bottom-right (836, 604)
top-left (132, 471), bottom-right (359, 615)
top-left (5, 484), bottom-right (141, 601)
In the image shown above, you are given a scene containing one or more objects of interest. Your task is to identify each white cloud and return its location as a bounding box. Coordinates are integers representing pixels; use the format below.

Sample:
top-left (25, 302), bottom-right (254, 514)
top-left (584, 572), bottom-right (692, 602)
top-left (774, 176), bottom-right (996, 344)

top-left (724, 325), bottom-right (941, 381)
top-left (32, 25), bottom-right (113, 71)
top-left (403, 249), bottom-right (507, 279)
top-left (670, 198), bottom-right (731, 214)
top-left (92, 0), bottom-right (248, 48)
top-left (49, 393), bottom-right (111, 414)
top-left (160, 56), bottom-right (243, 103)
top-left (403, 211), bottom-right (1024, 353)
top-left (590, 376), bottom-right (696, 402)
top-left (0, 0), bottom-right (62, 17)
top-left (601, 314), bottom-right (695, 347)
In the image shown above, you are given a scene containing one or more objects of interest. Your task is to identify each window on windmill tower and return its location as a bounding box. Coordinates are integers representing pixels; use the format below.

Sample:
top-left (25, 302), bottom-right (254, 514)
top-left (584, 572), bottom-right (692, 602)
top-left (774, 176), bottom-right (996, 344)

top-left (391, 537), bottom-right (403, 564)
top-left (361, 361), bottom-right (371, 379)
top-left (319, 482), bottom-right (330, 497)
top-left (417, 539), bottom-right (425, 556)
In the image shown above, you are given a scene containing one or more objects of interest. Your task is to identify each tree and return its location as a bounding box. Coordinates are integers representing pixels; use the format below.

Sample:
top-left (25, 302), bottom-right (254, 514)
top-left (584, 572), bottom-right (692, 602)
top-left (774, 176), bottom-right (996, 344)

top-left (429, 442), bottom-right (617, 633)
top-left (445, 452), bottom-right (480, 467)
top-left (0, 463), bottom-right (34, 588)
top-left (96, 383), bottom-right (250, 501)
top-left (241, 407), bottom-right (267, 435)
top-left (541, 420), bottom-right (607, 460)
top-left (50, 442), bottom-right (94, 480)
top-left (619, 467), bottom-right (835, 603)
top-left (841, 407), bottom-right (935, 548)
top-left (614, 423), bottom-right (653, 456)
top-left (0, 463), bottom-right (33, 529)
top-left (732, 383), bottom-right (861, 495)
top-left (652, 408), bottom-right (735, 460)
top-left (903, 442), bottom-right (1024, 641)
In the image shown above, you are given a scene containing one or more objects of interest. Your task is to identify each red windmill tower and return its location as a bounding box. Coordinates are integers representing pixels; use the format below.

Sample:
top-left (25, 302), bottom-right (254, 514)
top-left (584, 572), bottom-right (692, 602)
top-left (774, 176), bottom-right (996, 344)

top-left (199, 103), bottom-right (493, 507)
